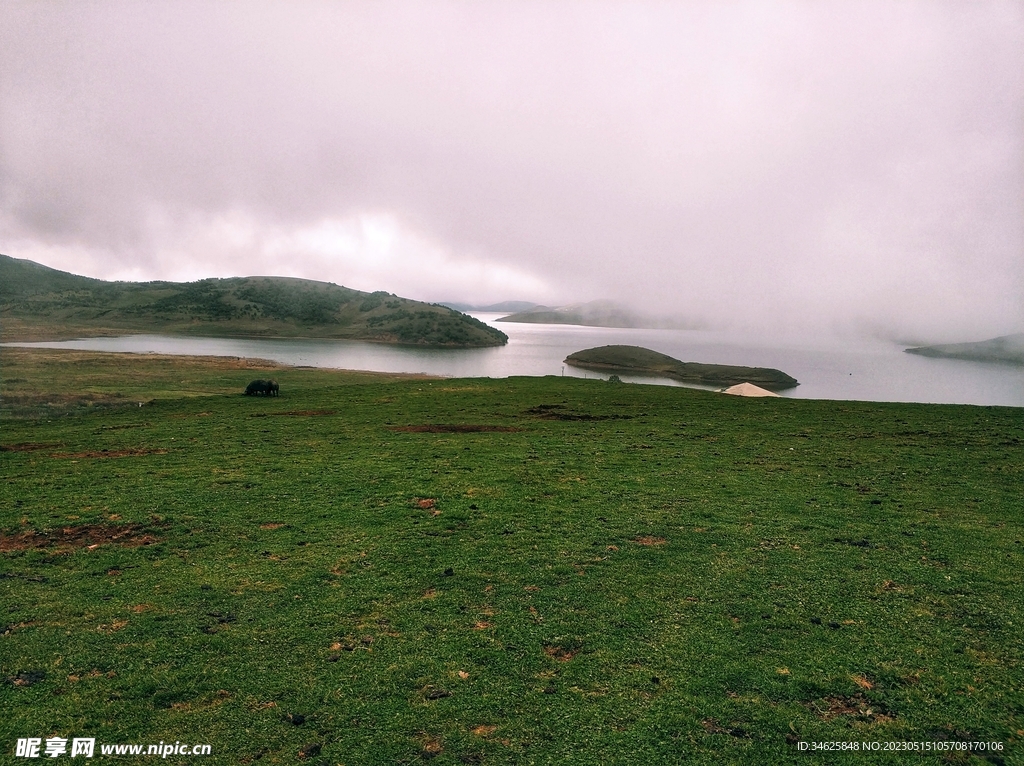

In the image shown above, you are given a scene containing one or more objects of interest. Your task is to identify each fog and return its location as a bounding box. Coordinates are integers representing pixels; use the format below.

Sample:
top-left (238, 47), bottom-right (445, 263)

top-left (2, 2), bottom-right (1022, 343)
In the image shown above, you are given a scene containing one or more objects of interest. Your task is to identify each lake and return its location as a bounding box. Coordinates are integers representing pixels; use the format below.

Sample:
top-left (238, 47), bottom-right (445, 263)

top-left (5, 313), bottom-right (1023, 407)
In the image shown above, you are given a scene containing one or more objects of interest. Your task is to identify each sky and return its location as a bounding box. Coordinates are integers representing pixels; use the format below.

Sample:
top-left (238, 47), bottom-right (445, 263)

top-left (1, 1), bottom-right (1022, 342)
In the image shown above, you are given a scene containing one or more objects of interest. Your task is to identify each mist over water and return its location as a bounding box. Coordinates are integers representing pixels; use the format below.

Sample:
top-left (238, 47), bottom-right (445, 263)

top-left (8, 315), bottom-right (1022, 407)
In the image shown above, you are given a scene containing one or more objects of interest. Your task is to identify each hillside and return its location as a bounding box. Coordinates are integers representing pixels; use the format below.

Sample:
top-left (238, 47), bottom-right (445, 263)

top-left (905, 333), bottom-right (1024, 365)
top-left (0, 254), bottom-right (507, 347)
top-left (496, 300), bottom-right (703, 330)
top-left (565, 344), bottom-right (799, 390)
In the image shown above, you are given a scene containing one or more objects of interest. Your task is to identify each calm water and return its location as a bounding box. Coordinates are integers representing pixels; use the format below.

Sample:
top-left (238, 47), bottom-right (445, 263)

top-left (6, 313), bottom-right (1023, 407)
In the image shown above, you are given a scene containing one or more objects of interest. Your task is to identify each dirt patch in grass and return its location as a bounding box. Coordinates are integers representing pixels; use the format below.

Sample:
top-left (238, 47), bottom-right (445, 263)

top-left (390, 424), bottom-right (522, 433)
top-left (543, 643), bottom-right (580, 662)
top-left (413, 498), bottom-right (443, 516)
top-left (634, 535), bottom-right (667, 546)
top-left (701, 719), bottom-right (751, 738)
top-left (297, 742), bottom-right (322, 760)
top-left (6, 670), bottom-right (46, 688)
top-left (0, 523), bottom-right (161, 552)
top-left (49, 448), bottom-right (168, 459)
top-left (251, 410), bottom-right (336, 417)
top-left (417, 733), bottom-right (444, 759)
top-left (524, 405), bottom-right (632, 421)
top-left (2, 621), bottom-right (36, 636)
top-left (833, 537), bottom-right (872, 548)
top-left (0, 442), bottom-right (62, 452)
top-left (809, 694), bottom-right (892, 723)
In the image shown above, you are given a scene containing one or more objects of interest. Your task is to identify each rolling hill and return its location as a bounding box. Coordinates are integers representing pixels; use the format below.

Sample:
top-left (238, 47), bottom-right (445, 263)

top-left (0, 254), bottom-right (508, 347)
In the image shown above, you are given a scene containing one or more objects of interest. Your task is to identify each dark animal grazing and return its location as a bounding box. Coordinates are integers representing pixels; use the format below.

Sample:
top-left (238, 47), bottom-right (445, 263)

top-left (245, 379), bottom-right (279, 396)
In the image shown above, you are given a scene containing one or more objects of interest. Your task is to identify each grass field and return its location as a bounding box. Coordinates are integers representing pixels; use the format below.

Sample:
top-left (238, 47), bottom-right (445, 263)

top-left (2, 349), bottom-right (1022, 764)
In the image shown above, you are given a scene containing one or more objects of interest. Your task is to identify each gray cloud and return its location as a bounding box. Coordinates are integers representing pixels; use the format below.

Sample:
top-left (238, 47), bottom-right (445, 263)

top-left (2, 1), bottom-right (1021, 340)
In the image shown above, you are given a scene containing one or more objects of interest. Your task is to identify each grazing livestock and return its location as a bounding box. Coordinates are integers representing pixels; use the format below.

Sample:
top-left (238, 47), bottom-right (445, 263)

top-left (245, 379), bottom-right (279, 396)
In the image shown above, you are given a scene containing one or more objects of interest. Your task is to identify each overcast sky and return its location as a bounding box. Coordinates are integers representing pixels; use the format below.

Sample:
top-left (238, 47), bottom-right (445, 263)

top-left (1, 1), bottom-right (1021, 341)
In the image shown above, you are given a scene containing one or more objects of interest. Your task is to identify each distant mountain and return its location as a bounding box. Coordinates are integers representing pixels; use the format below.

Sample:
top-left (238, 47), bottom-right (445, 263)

top-left (905, 334), bottom-right (1024, 366)
top-left (565, 345), bottom-right (799, 390)
top-left (440, 300), bottom-right (540, 313)
top-left (496, 300), bottom-right (703, 330)
top-left (0, 254), bottom-right (508, 347)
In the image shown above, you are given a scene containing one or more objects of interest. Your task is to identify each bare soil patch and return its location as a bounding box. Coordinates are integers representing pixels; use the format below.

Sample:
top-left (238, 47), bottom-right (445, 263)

top-left (524, 405), bottom-right (631, 421)
top-left (6, 670), bottom-right (46, 687)
top-left (389, 424), bottom-right (521, 433)
top-left (251, 410), bottom-right (336, 417)
top-left (0, 524), bottom-right (161, 552)
top-left (634, 536), bottom-right (667, 546)
top-left (543, 643), bottom-right (580, 662)
top-left (701, 718), bottom-right (751, 738)
top-left (809, 694), bottom-right (891, 723)
top-left (49, 448), bottom-right (167, 459)
top-left (0, 442), bottom-right (62, 452)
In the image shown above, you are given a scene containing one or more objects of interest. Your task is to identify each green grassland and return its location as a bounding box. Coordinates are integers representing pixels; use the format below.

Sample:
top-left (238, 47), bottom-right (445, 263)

top-left (1, 349), bottom-right (1023, 764)
top-left (0, 254), bottom-right (507, 347)
top-left (0, 348), bottom-right (435, 420)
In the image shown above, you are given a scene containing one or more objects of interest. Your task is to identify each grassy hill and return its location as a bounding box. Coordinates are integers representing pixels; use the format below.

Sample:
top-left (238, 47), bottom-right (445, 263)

top-left (905, 334), bottom-right (1024, 366)
top-left (1, 347), bottom-right (1021, 763)
top-left (566, 345), bottom-right (799, 391)
top-left (0, 254), bottom-right (507, 347)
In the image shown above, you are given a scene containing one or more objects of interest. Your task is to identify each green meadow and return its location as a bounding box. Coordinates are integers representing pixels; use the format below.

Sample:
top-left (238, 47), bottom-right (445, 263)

top-left (1, 349), bottom-right (1022, 764)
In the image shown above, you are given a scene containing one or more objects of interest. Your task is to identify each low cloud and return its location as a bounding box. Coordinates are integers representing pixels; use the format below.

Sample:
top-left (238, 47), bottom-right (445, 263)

top-left (4, 209), bottom-right (554, 305)
top-left (1, 1), bottom-right (1021, 341)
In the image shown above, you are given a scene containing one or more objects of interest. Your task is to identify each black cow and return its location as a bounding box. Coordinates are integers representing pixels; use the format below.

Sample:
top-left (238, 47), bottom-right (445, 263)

top-left (246, 379), bottom-right (270, 396)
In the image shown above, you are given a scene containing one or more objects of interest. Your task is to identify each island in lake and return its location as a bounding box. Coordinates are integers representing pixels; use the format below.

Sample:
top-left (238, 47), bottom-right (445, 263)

top-left (905, 333), bottom-right (1024, 366)
top-left (565, 345), bottom-right (799, 390)
top-left (0, 253), bottom-right (507, 347)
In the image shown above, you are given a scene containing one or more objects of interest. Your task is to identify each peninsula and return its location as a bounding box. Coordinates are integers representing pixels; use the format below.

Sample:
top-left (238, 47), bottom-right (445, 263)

top-left (0, 254), bottom-right (507, 347)
top-left (565, 344), bottom-right (799, 390)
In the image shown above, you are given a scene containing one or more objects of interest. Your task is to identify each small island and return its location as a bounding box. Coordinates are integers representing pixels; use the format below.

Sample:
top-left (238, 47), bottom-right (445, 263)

top-left (565, 345), bottom-right (799, 390)
top-left (905, 334), bottom-right (1024, 366)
